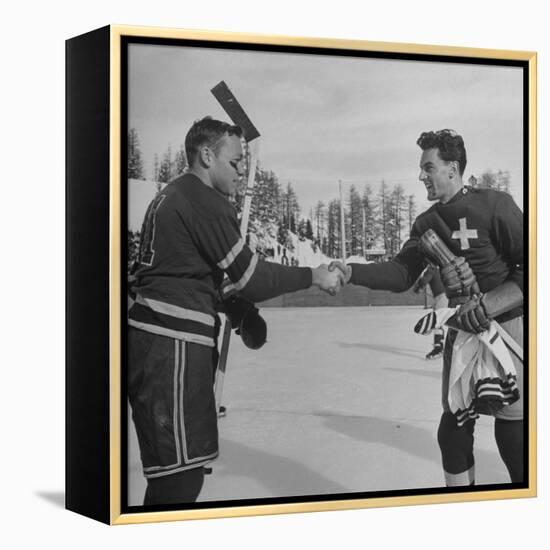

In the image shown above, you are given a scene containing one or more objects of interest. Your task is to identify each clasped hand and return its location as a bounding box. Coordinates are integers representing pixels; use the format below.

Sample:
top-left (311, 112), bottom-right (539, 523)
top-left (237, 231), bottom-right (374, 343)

top-left (311, 261), bottom-right (351, 296)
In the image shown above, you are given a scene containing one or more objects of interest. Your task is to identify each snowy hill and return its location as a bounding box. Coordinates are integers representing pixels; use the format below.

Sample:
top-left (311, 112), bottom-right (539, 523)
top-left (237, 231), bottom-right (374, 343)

top-left (248, 225), bottom-right (331, 267)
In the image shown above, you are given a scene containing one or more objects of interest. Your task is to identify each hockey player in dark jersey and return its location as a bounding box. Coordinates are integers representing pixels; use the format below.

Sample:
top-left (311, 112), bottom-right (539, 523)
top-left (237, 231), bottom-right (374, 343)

top-left (128, 117), bottom-right (345, 506)
top-left (331, 129), bottom-right (524, 487)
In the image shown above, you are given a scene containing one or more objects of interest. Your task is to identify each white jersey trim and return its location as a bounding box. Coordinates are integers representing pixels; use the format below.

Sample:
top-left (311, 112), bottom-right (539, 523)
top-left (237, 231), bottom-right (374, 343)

top-left (144, 459), bottom-right (218, 478)
top-left (128, 320), bottom-right (215, 347)
top-left (135, 295), bottom-right (215, 326)
top-left (223, 254), bottom-right (259, 294)
top-left (217, 238), bottom-right (245, 270)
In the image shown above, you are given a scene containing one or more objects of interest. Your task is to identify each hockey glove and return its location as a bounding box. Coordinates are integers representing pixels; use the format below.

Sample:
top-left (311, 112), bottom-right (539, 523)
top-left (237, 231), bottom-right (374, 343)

top-left (448, 294), bottom-right (490, 333)
top-left (440, 257), bottom-right (476, 297)
top-left (223, 296), bottom-right (267, 350)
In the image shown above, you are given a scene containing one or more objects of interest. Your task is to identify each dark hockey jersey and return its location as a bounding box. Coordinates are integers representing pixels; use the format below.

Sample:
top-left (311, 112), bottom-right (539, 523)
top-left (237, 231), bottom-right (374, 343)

top-left (350, 187), bottom-right (524, 295)
top-left (129, 173), bottom-right (312, 346)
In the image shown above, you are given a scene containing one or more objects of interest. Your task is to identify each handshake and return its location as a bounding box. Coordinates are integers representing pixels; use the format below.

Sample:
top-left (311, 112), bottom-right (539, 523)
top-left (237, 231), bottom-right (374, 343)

top-left (311, 261), bottom-right (352, 296)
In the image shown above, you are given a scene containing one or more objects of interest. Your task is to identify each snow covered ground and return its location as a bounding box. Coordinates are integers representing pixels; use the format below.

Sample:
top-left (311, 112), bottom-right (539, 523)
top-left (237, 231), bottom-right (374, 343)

top-left (127, 306), bottom-right (509, 506)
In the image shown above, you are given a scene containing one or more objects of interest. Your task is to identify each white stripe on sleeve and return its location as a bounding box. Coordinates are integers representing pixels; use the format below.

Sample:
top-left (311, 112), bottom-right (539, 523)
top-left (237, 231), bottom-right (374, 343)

top-left (217, 238), bottom-right (245, 270)
top-left (223, 254), bottom-right (259, 294)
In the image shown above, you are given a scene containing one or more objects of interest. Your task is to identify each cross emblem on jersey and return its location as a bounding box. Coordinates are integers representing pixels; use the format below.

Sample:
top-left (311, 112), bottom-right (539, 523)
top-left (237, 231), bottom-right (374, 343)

top-left (452, 217), bottom-right (478, 250)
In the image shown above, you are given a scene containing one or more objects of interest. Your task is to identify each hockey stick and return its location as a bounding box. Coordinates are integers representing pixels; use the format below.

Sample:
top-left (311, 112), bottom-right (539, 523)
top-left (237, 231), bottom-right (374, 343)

top-left (211, 81), bottom-right (261, 415)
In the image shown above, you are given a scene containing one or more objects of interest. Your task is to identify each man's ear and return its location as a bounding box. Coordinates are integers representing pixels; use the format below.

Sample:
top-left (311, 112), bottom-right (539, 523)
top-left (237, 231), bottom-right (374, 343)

top-left (448, 161), bottom-right (458, 179)
top-left (198, 146), bottom-right (212, 167)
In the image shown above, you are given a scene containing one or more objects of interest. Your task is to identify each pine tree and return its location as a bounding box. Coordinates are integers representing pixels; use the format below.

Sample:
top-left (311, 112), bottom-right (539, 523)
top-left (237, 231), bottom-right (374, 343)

top-left (288, 215), bottom-right (294, 233)
top-left (377, 180), bottom-right (391, 256)
top-left (250, 166), bottom-right (280, 227)
top-left (248, 164), bottom-right (263, 226)
top-left (297, 218), bottom-right (308, 241)
top-left (247, 166), bottom-right (282, 249)
top-left (128, 128), bottom-right (145, 180)
top-left (127, 229), bottom-right (141, 272)
top-left (362, 185), bottom-right (376, 252)
top-left (157, 145), bottom-right (173, 184)
top-left (152, 154), bottom-right (161, 192)
top-left (313, 201), bottom-right (327, 250)
top-left (281, 182), bottom-right (300, 233)
top-left (305, 219), bottom-right (314, 241)
top-left (407, 194), bottom-right (417, 233)
top-left (327, 199), bottom-right (341, 258)
top-left (173, 145), bottom-right (188, 177)
top-left (388, 184), bottom-right (406, 256)
top-left (348, 184), bottom-right (363, 255)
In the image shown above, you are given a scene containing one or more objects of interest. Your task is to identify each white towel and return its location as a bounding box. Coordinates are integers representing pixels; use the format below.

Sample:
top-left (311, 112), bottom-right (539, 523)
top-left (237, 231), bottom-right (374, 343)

top-left (414, 308), bottom-right (522, 425)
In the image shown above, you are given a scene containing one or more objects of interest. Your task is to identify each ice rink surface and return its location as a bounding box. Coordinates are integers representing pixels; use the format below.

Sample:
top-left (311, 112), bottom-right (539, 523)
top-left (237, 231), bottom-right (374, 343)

top-left (128, 306), bottom-right (510, 505)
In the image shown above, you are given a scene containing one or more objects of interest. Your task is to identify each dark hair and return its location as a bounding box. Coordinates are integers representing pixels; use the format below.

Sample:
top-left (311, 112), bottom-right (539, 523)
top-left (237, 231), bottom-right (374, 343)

top-left (416, 129), bottom-right (467, 176)
top-left (185, 116), bottom-right (243, 166)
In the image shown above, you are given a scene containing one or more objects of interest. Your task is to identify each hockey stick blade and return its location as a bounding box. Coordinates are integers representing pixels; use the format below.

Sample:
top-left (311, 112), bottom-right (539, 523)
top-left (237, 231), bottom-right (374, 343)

top-left (211, 81), bottom-right (261, 142)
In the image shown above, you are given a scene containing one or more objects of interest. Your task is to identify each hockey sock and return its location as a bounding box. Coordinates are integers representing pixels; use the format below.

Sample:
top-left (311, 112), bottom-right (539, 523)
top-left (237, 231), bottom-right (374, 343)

top-left (144, 467), bottom-right (205, 505)
top-left (437, 412), bottom-right (475, 486)
top-left (494, 418), bottom-right (524, 483)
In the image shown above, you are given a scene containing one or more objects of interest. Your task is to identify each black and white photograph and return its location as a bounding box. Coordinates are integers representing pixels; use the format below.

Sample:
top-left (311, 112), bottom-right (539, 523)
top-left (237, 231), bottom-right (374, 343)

top-left (123, 35), bottom-right (531, 513)
top-left (7, 0), bottom-right (549, 545)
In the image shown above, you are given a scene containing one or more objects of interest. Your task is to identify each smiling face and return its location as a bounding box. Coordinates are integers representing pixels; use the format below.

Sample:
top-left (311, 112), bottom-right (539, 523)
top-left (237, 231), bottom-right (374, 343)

top-left (418, 147), bottom-right (460, 204)
top-left (208, 134), bottom-right (245, 197)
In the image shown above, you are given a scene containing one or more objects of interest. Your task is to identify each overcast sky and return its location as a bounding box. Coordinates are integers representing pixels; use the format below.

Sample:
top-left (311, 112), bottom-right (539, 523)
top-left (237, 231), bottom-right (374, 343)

top-left (128, 43), bottom-right (524, 214)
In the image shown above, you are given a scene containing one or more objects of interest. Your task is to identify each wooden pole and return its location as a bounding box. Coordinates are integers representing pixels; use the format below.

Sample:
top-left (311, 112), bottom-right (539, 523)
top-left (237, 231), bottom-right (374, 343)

top-left (214, 138), bottom-right (260, 413)
top-left (339, 180), bottom-right (346, 260)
